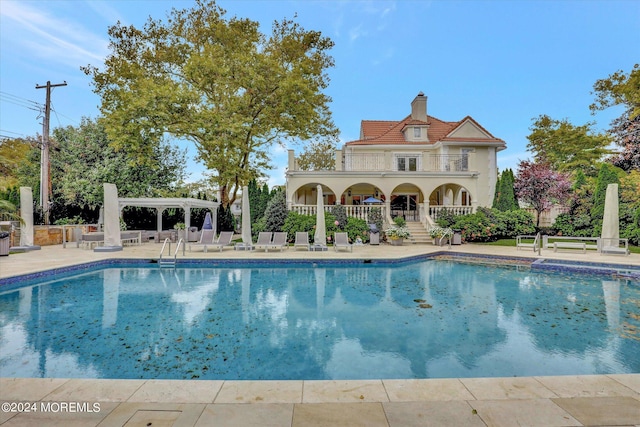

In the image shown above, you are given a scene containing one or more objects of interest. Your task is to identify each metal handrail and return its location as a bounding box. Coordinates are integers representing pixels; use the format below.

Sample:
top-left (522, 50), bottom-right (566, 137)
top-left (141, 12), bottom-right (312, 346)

top-left (159, 237), bottom-right (171, 259)
top-left (174, 238), bottom-right (184, 262)
top-left (534, 232), bottom-right (541, 256)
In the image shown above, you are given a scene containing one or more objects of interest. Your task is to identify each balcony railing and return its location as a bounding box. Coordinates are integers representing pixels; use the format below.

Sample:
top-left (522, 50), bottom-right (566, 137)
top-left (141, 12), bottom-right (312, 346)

top-left (343, 153), bottom-right (386, 171)
top-left (342, 153), bottom-right (470, 172)
top-left (290, 205), bottom-right (386, 223)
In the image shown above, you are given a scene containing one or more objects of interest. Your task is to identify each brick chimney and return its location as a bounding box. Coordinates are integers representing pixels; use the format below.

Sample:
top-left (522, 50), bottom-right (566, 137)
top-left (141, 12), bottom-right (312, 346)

top-left (411, 92), bottom-right (427, 121)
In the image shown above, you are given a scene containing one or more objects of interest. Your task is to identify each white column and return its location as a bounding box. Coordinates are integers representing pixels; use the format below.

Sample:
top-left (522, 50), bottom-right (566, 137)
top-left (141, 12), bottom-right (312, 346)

top-left (156, 208), bottom-right (165, 232)
top-left (19, 187), bottom-right (35, 247)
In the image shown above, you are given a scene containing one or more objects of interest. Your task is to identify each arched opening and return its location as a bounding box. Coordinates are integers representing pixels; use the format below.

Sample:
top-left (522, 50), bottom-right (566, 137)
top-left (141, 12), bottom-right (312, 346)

top-left (427, 183), bottom-right (474, 221)
top-left (290, 183), bottom-right (338, 207)
top-left (390, 183), bottom-right (423, 222)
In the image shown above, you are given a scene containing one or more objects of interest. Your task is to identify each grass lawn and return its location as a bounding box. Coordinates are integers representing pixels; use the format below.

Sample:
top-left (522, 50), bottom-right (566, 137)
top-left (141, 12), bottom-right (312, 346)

top-left (476, 238), bottom-right (640, 254)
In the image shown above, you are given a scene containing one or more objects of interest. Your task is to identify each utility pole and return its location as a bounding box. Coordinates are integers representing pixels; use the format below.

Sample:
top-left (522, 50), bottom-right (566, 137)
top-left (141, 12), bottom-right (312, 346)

top-left (35, 80), bottom-right (66, 225)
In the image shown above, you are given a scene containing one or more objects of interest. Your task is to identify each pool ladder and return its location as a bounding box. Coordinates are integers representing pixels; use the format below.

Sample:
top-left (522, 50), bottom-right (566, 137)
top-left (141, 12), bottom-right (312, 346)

top-left (159, 238), bottom-right (185, 267)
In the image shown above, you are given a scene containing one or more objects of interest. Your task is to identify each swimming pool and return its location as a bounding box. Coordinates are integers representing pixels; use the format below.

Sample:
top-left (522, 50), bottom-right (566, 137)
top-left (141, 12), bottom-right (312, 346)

top-left (0, 258), bottom-right (638, 380)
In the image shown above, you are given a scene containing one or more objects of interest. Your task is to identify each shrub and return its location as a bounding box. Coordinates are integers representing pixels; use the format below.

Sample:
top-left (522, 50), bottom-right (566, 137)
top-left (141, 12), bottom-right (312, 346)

top-left (331, 205), bottom-right (347, 229)
top-left (344, 217), bottom-right (370, 243)
top-left (393, 216), bottom-right (406, 227)
top-left (282, 211), bottom-right (316, 240)
top-left (282, 211), bottom-right (339, 243)
top-left (448, 208), bottom-right (535, 242)
top-left (435, 208), bottom-right (457, 228)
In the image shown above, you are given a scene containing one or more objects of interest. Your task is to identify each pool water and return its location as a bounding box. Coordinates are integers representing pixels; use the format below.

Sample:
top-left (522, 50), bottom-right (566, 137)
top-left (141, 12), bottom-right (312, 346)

top-left (0, 260), bottom-right (638, 380)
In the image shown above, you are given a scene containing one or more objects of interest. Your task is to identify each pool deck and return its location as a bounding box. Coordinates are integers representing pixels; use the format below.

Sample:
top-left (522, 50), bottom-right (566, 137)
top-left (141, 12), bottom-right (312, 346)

top-left (1, 241), bottom-right (639, 426)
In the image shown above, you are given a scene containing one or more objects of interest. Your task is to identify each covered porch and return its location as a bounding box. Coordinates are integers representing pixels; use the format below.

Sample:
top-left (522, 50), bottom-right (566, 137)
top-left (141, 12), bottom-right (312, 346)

top-left (288, 181), bottom-right (475, 227)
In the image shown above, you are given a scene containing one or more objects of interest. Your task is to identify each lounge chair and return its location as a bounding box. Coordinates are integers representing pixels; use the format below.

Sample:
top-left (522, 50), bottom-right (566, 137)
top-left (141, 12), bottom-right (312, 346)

top-left (294, 232), bottom-right (310, 251)
top-left (254, 232), bottom-right (273, 252)
top-left (268, 232), bottom-right (289, 251)
top-left (189, 229), bottom-right (216, 252)
top-left (209, 231), bottom-right (234, 252)
top-left (334, 232), bottom-right (353, 252)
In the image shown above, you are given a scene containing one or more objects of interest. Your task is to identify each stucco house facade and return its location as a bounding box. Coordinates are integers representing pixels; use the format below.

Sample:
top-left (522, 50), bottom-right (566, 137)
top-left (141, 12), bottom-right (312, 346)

top-left (285, 92), bottom-right (506, 230)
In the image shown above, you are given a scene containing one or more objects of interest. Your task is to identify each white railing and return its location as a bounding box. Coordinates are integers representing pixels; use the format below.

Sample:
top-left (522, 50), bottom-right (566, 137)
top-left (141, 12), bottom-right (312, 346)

top-left (344, 153), bottom-right (386, 171)
top-left (425, 155), bottom-right (469, 172)
top-left (341, 153), bottom-right (470, 172)
top-left (429, 206), bottom-right (473, 220)
top-left (290, 205), bottom-right (386, 223)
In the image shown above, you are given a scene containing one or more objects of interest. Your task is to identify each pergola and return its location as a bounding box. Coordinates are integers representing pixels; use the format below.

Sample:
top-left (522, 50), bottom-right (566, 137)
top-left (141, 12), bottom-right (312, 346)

top-left (117, 198), bottom-right (220, 233)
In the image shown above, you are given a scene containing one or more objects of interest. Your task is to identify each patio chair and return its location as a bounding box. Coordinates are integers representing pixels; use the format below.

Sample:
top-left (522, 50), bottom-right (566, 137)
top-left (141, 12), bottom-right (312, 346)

top-left (189, 229), bottom-right (216, 252)
top-left (209, 231), bottom-right (234, 252)
top-left (334, 232), bottom-right (353, 252)
top-left (294, 232), bottom-right (310, 251)
top-left (267, 232), bottom-right (289, 252)
top-left (254, 232), bottom-right (273, 252)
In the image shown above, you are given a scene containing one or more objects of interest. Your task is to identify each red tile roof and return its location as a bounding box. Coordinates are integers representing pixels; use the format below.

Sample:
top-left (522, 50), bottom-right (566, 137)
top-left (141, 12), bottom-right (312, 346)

top-left (347, 114), bottom-right (504, 146)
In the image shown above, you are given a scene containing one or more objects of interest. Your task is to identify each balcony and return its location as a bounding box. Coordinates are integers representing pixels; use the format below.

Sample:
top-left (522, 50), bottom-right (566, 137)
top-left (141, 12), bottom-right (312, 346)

top-left (342, 153), bottom-right (471, 172)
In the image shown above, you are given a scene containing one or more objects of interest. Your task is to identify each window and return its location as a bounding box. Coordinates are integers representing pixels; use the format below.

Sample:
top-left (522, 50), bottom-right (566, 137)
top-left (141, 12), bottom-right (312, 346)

top-left (413, 127), bottom-right (421, 138)
top-left (461, 148), bottom-right (473, 171)
top-left (395, 154), bottom-right (420, 171)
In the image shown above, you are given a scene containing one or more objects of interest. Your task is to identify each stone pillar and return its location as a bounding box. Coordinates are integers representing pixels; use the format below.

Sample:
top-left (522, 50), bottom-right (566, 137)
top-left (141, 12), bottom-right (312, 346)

top-left (19, 187), bottom-right (36, 248)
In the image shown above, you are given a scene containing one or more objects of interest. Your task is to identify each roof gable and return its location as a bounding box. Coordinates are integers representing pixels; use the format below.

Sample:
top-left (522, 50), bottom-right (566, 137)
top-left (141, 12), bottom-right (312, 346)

top-left (346, 104), bottom-right (505, 147)
top-left (446, 116), bottom-right (493, 139)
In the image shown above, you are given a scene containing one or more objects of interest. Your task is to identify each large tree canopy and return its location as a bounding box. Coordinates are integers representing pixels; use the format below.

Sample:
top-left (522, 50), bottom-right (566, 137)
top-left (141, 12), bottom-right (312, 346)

top-left (591, 64), bottom-right (640, 119)
top-left (18, 117), bottom-right (186, 212)
top-left (591, 65), bottom-right (640, 171)
top-left (526, 115), bottom-right (612, 175)
top-left (82, 0), bottom-right (338, 206)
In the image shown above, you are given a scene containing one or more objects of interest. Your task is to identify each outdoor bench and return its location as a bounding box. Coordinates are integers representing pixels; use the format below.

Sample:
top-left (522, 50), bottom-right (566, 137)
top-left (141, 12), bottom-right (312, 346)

top-left (543, 236), bottom-right (600, 252)
top-left (553, 241), bottom-right (586, 253)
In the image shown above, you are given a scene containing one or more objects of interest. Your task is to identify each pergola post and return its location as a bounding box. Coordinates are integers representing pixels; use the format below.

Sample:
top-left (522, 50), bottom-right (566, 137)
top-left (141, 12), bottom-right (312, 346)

top-left (184, 206), bottom-right (191, 232)
top-left (156, 208), bottom-right (165, 232)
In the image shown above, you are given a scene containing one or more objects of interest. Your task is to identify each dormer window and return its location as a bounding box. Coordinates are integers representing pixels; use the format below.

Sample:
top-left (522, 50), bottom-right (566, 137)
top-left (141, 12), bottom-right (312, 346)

top-left (414, 127), bottom-right (421, 138)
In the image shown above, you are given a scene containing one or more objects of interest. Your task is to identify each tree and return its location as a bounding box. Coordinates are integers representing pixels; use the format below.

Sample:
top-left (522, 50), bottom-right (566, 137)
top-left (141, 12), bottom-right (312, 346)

top-left (297, 140), bottom-right (337, 171)
top-left (526, 115), bottom-right (612, 175)
top-left (514, 160), bottom-right (571, 228)
top-left (0, 137), bottom-right (34, 190)
top-left (609, 111), bottom-right (640, 171)
top-left (590, 163), bottom-right (622, 234)
top-left (591, 64), bottom-right (640, 119)
top-left (493, 168), bottom-right (518, 211)
top-left (16, 118), bottom-right (187, 223)
top-left (82, 0), bottom-right (338, 207)
top-left (263, 189), bottom-right (287, 232)
top-left (590, 65), bottom-right (640, 172)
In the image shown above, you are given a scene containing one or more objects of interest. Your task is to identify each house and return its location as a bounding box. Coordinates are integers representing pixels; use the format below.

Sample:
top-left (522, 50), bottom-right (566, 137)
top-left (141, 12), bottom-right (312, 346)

top-left (285, 92), bottom-right (506, 230)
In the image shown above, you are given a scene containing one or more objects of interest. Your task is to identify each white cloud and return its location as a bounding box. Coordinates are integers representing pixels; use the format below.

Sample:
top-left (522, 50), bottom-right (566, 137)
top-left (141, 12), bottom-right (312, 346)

top-left (349, 24), bottom-right (366, 42)
top-left (1, 1), bottom-right (109, 68)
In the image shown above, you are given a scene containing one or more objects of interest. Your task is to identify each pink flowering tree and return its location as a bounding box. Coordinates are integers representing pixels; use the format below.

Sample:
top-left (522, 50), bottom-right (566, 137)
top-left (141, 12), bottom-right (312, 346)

top-left (514, 160), bottom-right (572, 228)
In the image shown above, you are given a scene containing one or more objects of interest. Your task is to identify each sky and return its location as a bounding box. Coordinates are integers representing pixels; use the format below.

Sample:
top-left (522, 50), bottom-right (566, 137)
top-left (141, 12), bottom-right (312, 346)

top-left (1, 0), bottom-right (638, 188)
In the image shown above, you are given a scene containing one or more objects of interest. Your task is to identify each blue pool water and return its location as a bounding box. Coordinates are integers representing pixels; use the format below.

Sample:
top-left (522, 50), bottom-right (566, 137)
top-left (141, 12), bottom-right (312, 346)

top-left (0, 259), bottom-right (638, 380)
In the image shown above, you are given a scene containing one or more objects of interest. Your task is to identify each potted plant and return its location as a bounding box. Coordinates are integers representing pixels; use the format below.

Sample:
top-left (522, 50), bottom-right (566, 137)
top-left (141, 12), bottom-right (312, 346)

top-left (174, 222), bottom-right (186, 241)
top-left (384, 225), bottom-right (411, 246)
top-left (429, 226), bottom-right (453, 246)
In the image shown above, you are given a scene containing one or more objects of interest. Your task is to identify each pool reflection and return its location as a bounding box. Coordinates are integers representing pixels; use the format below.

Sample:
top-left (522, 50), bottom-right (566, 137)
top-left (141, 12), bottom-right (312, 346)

top-left (0, 261), bottom-right (638, 380)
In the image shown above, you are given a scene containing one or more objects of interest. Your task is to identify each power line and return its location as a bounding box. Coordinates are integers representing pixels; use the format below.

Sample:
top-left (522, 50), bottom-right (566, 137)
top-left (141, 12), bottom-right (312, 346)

top-left (0, 91), bottom-right (43, 111)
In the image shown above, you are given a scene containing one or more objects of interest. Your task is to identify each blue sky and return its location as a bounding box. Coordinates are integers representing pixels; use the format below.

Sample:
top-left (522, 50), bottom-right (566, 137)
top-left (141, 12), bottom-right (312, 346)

top-left (1, 0), bottom-right (638, 188)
